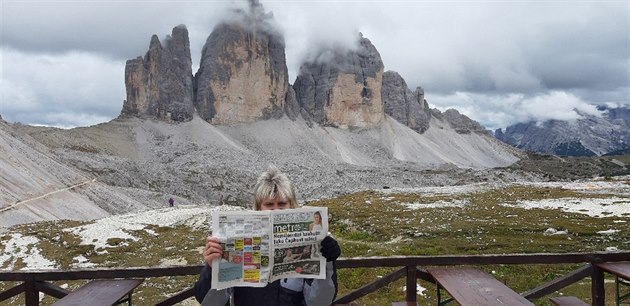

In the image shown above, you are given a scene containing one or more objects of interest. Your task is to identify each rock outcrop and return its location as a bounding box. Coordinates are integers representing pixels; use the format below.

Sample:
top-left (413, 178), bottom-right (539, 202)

top-left (121, 25), bottom-right (194, 122)
top-left (293, 34), bottom-right (384, 128)
top-left (381, 71), bottom-right (431, 133)
top-left (433, 108), bottom-right (488, 134)
top-left (194, 5), bottom-right (289, 125)
top-left (119, 10), bottom-right (488, 139)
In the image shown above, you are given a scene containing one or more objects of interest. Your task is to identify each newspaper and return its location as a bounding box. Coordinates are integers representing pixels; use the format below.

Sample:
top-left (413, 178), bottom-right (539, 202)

top-left (210, 207), bottom-right (328, 289)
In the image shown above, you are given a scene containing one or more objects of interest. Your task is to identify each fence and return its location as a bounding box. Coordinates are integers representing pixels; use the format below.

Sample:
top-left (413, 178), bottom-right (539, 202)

top-left (1, 251), bottom-right (629, 305)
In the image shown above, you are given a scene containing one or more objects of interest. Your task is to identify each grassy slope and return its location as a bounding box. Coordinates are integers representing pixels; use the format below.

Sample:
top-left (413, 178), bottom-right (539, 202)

top-left (1, 181), bottom-right (629, 305)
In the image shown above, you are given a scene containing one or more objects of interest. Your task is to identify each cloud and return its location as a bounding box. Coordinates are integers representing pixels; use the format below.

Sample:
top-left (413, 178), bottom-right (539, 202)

top-left (0, 0), bottom-right (628, 130)
top-left (429, 91), bottom-right (602, 131)
top-left (0, 48), bottom-right (124, 128)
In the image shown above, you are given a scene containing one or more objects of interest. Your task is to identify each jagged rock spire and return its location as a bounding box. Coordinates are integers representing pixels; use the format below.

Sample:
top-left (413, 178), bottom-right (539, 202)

top-left (194, 2), bottom-right (289, 124)
top-left (381, 71), bottom-right (431, 133)
top-left (121, 25), bottom-right (194, 122)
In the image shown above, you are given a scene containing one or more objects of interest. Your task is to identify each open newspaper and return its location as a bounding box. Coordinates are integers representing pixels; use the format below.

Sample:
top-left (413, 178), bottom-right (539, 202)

top-left (211, 207), bottom-right (328, 290)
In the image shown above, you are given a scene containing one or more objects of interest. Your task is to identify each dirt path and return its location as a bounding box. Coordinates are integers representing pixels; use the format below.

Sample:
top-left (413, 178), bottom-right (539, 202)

top-left (0, 178), bottom-right (97, 213)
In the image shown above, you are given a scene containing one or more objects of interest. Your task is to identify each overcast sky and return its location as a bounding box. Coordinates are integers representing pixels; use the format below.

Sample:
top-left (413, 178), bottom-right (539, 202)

top-left (1, 0), bottom-right (628, 130)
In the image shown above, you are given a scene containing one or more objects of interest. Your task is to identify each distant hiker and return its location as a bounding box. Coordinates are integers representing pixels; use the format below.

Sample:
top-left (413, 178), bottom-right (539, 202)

top-left (168, 198), bottom-right (174, 207)
top-left (195, 166), bottom-right (340, 306)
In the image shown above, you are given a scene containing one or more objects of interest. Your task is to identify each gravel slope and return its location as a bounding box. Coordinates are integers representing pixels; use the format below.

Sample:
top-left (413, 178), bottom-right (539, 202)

top-left (1, 114), bottom-right (523, 229)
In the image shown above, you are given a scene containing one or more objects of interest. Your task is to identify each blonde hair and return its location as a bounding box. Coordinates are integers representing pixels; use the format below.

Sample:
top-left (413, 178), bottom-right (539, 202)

top-left (253, 166), bottom-right (297, 210)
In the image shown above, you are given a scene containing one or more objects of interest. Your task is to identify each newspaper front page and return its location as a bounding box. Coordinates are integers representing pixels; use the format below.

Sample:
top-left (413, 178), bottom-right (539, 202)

top-left (211, 207), bottom-right (328, 290)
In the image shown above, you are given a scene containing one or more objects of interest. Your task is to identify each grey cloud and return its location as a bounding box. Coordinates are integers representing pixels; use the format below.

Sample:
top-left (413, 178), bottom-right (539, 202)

top-left (1, 0), bottom-right (627, 130)
top-left (1, 48), bottom-right (124, 127)
top-left (1, 1), bottom-right (230, 60)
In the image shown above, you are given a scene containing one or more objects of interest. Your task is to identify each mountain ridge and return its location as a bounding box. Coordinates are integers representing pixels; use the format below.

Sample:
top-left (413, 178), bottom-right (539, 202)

top-left (495, 106), bottom-right (630, 156)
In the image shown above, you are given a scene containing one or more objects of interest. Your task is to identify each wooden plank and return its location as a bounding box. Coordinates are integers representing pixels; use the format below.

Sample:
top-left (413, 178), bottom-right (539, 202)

top-left (591, 266), bottom-right (605, 306)
top-left (416, 269), bottom-right (433, 283)
top-left (51, 279), bottom-right (143, 306)
top-left (549, 296), bottom-right (589, 306)
top-left (153, 287), bottom-right (195, 306)
top-left (334, 267), bottom-right (406, 304)
top-left (405, 265), bottom-right (416, 302)
top-left (428, 268), bottom-right (534, 306)
top-left (336, 252), bottom-right (630, 269)
top-left (0, 265), bottom-right (201, 282)
top-left (34, 281), bottom-right (70, 299)
top-left (25, 281), bottom-right (38, 306)
top-left (2, 253), bottom-right (630, 282)
top-left (0, 282), bottom-right (26, 301)
top-left (595, 262), bottom-right (630, 280)
top-left (522, 264), bottom-right (592, 299)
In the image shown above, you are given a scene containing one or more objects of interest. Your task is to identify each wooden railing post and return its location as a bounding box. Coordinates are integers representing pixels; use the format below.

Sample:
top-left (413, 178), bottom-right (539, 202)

top-left (406, 265), bottom-right (416, 305)
top-left (591, 265), bottom-right (605, 306)
top-left (24, 281), bottom-right (39, 306)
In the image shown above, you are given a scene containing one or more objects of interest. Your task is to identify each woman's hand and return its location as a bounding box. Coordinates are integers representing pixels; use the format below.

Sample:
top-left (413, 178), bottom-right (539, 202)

top-left (203, 236), bottom-right (223, 266)
top-left (320, 236), bottom-right (341, 262)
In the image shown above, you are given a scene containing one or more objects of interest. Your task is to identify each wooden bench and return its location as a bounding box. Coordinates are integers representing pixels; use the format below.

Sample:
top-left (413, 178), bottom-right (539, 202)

top-left (596, 262), bottom-right (630, 305)
top-left (549, 296), bottom-right (588, 306)
top-left (51, 279), bottom-right (144, 306)
top-left (427, 267), bottom-right (534, 306)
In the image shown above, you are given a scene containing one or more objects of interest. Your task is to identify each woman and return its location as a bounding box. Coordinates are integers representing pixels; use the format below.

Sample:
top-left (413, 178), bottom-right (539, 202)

top-left (194, 166), bottom-right (341, 306)
top-left (309, 211), bottom-right (323, 231)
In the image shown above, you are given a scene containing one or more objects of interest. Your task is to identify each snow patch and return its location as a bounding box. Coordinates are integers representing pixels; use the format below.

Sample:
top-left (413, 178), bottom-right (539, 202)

top-left (64, 205), bottom-right (244, 250)
top-left (503, 197), bottom-right (630, 217)
top-left (402, 199), bottom-right (470, 209)
top-left (597, 229), bottom-right (620, 235)
top-left (0, 233), bottom-right (56, 270)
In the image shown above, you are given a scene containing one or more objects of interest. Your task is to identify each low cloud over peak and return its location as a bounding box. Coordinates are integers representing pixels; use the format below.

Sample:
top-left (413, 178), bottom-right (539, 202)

top-left (1, 0), bottom-right (627, 129)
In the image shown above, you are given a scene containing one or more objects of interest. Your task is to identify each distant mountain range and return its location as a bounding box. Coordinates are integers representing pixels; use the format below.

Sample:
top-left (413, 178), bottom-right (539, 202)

top-left (494, 106), bottom-right (630, 157)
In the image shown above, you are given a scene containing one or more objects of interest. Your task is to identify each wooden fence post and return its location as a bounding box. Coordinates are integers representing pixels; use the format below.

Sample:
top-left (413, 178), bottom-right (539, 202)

top-left (406, 265), bottom-right (417, 305)
top-left (591, 265), bottom-right (605, 306)
top-left (24, 281), bottom-right (39, 306)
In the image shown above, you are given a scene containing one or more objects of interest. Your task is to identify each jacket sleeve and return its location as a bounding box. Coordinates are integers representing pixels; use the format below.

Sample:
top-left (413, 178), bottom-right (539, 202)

top-left (303, 261), bottom-right (338, 306)
top-left (194, 264), bottom-right (230, 306)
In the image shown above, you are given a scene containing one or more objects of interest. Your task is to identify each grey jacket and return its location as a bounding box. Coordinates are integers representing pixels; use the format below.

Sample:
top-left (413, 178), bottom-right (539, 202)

top-left (195, 261), bottom-right (337, 306)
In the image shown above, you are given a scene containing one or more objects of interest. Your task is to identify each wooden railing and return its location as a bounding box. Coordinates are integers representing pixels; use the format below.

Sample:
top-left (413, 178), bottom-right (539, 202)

top-left (1, 251), bottom-right (629, 306)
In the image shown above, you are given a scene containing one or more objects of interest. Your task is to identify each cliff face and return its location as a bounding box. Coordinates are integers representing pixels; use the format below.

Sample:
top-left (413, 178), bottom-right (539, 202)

top-left (120, 16), bottom-right (488, 139)
top-left (121, 25), bottom-right (194, 122)
top-left (293, 34), bottom-right (384, 128)
top-left (381, 71), bottom-right (431, 133)
top-left (194, 20), bottom-right (289, 125)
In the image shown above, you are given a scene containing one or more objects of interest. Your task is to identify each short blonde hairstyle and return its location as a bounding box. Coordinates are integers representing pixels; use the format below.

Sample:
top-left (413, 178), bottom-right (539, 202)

top-left (253, 166), bottom-right (298, 210)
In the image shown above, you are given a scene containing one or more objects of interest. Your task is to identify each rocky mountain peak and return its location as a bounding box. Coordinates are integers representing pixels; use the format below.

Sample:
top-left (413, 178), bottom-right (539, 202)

top-left (381, 71), bottom-right (431, 133)
top-left (121, 25), bottom-right (194, 122)
top-left (293, 33), bottom-right (385, 128)
top-left (193, 2), bottom-right (288, 125)
top-left (494, 106), bottom-right (630, 156)
top-left (436, 109), bottom-right (488, 134)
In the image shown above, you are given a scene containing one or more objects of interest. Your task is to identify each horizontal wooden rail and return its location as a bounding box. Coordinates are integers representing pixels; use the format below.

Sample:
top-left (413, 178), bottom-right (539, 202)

top-left (335, 251), bottom-right (630, 269)
top-left (1, 251), bottom-right (629, 306)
